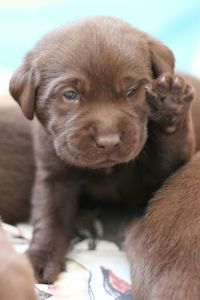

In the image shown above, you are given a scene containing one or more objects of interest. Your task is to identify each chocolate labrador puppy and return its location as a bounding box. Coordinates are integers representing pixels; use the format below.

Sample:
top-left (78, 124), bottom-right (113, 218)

top-left (8, 16), bottom-right (200, 297)
top-left (126, 152), bottom-right (200, 299)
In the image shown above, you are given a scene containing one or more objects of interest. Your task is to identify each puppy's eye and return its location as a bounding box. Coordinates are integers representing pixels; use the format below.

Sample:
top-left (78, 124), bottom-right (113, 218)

top-left (63, 90), bottom-right (79, 101)
top-left (126, 87), bottom-right (137, 98)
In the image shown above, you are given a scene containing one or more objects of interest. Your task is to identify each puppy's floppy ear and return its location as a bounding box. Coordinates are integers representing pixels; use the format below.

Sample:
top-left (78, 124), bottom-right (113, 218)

top-left (147, 36), bottom-right (175, 78)
top-left (9, 55), bottom-right (38, 120)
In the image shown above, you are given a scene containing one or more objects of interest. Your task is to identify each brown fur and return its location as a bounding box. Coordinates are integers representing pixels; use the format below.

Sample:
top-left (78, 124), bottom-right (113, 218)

top-left (1, 16), bottom-right (200, 297)
top-left (125, 152), bottom-right (200, 299)
top-left (0, 222), bottom-right (37, 300)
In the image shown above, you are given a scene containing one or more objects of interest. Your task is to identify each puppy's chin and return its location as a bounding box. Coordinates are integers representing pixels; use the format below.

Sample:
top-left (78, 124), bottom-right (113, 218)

top-left (70, 159), bottom-right (121, 170)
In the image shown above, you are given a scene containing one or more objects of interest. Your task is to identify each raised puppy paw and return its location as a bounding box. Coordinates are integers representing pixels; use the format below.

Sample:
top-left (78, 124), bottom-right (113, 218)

top-left (146, 73), bottom-right (195, 133)
top-left (27, 249), bottom-right (65, 283)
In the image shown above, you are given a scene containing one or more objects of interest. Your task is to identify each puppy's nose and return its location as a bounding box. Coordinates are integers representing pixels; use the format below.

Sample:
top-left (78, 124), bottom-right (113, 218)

top-left (95, 134), bottom-right (120, 152)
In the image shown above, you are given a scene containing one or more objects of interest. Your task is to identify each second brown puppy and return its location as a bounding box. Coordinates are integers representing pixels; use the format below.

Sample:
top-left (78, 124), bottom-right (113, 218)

top-left (126, 151), bottom-right (200, 300)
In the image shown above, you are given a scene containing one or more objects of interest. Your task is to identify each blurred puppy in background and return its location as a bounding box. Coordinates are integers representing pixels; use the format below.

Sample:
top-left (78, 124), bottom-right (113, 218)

top-left (0, 222), bottom-right (37, 300)
top-left (126, 151), bottom-right (200, 300)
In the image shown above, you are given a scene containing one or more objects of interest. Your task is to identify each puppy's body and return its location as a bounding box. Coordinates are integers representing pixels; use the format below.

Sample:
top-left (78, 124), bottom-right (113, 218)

top-left (0, 102), bottom-right (34, 223)
top-left (2, 16), bottom-right (200, 298)
top-left (126, 151), bottom-right (200, 300)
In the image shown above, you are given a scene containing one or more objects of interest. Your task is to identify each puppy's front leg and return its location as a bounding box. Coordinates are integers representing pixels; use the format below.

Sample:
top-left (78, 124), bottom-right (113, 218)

top-left (25, 124), bottom-right (81, 283)
top-left (125, 152), bottom-right (200, 300)
top-left (27, 164), bottom-right (79, 283)
top-left (144, 73), bottom-right (196, 180)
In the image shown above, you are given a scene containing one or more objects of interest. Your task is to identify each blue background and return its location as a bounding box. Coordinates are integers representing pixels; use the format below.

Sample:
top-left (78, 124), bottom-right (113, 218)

top-left (0, 0), bottom-right (200, 74)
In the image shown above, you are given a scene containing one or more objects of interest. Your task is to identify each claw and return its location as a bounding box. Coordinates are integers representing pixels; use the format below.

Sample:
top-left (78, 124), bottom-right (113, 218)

top-left (156, 73), bottom-right (171, 94)
top-left (171, 76), bottom-right (184, 94)
top-left (183, 85), bottom-right (195, 102)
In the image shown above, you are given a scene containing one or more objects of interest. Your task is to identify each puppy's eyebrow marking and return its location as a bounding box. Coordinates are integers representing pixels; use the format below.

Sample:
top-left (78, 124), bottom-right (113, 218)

top-left (52, 75), bottom-right (81, 87)
top-left (124, 76), bottom-right (149, 88)
top-left (119, 77), bottom-right (149, 95)
top-left (45, 74), bottom-right (85, 98)
top-left (138, 78), bottom-right (149, 86)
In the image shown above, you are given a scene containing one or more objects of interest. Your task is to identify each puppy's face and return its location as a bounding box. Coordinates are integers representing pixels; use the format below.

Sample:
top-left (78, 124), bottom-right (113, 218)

top-left (10, 17), bottom-right (174, 169)
top-left (37, 72), bottom-right (149, 169)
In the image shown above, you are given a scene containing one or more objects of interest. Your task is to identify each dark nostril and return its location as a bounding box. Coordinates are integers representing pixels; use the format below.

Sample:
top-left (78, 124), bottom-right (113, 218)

top-left (95, 134), bottom-right (121, 151)
top-left (114, 142), bottom-right (120, 149)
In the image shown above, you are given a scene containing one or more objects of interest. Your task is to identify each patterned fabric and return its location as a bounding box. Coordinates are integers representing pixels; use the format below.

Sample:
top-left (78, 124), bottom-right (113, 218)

top-left (2, 222), bottom-right (133, 300)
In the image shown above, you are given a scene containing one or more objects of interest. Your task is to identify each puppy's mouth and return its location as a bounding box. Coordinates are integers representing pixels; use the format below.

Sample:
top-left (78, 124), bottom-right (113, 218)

top-left (84, 158), bottom-right (119, 169)
top-left (67, 149), bottom-right (121, 169)
top-left (54, 140), bottom-right (145, 169)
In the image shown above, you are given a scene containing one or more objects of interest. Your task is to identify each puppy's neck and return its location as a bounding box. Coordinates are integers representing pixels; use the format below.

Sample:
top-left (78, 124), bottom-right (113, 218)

top-left (97, 167), bottom-right (114, 176)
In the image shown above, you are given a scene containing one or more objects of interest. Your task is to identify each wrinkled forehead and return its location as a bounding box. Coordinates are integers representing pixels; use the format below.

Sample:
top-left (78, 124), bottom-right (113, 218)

top-left (34, 21), bottom-right (152, 87)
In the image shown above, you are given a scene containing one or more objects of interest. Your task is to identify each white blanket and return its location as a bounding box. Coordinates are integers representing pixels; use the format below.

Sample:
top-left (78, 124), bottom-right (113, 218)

top-left (2, 223), bottom-right (133, 300)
